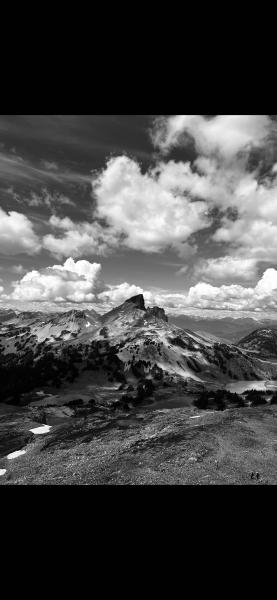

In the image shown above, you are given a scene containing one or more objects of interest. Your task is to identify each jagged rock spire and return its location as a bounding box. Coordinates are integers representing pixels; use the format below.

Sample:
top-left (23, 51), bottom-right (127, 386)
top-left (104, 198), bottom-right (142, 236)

top-left (124, 294), bottom-right (146, 310)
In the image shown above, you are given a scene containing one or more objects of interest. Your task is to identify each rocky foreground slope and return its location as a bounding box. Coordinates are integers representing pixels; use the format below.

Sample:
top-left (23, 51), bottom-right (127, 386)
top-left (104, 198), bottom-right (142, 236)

top-left (1, 402), bottom-right (277, 485)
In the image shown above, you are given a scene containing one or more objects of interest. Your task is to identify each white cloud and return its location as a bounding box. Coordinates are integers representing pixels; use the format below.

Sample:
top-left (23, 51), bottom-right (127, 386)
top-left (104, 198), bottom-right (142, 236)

top-left (152, 115), bottom-right (272, 159)
top-left (126, 269), bottom-right (277, 313)
top-left (93, 155), bottom-right (210, 253)
top-left (211, 172), bottom-right (277, 263)
top-left (185, 281), bottom-right (254, 310)
top-left (52, 257), bottom-right (102, 283)
top-left (3, 259), bottom-right (277, 314)
top-left (2, 258), bottom-right (150, 309)
top-left (184, 268), bottom-right (277, 311)
top-left (9, 257), bottom-right (105, 303)
top-left (0, 208), bottom-right (41, 255)
top-left (43, 215), bottom-right (117, 259)
top-left (149, 117), bottom-right (277, 269)
top-left (191, 256), bottom-right (259, 284)
top-left (256, 268), bottom-right (277, 294)
top-left (99, 268), bottom-right (277, 313)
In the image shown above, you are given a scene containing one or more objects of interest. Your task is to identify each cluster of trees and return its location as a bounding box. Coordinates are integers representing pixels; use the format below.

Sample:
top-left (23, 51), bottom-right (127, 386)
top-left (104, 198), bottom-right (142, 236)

top-left (194, 389), bottom-right (244, 411)
top-left (1, 331), bottom-right (161, 405)
top-left (128, 359), bottom-right (164, 381)
top-left (83, 341), bottom-right (126, 383)
top-left (0, 349), bottom-right (80, 403)
top-left (0, 338), bottom-right (101, 402)
top-left (243, 389), bottom-right (267, 406)
top-left (194, 387), bottom-right (274, 411)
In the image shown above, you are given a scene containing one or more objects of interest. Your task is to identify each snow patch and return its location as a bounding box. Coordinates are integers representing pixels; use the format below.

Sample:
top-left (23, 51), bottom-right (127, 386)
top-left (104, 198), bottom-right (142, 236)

top-left (30, 424), bottom-right (52, 435)
top-left (7, 449), bottom-right (26, 460)
top-left (0, 469), bottom-right (7, 476)
top-left (190, 415), bottom-right (202, 419)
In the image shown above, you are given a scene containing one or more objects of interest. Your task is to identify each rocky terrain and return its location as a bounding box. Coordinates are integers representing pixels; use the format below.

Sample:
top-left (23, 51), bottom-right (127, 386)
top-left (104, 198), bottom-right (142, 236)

top-left (1, 400), bottom-right (277, 485)
top-left (1, 294), bottom-right (277, 485)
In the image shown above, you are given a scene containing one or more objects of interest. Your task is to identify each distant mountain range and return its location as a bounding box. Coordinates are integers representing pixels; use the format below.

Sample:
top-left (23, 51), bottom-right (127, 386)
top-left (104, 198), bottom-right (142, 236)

top-left (1, 294), bottom-right (277, 404)
top-left (169, 314), bottom-right (277, 343)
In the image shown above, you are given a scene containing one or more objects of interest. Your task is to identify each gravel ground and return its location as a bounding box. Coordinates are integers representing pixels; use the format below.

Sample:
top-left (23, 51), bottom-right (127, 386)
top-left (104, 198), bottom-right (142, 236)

top-left (1, 403), bottom-right (277, 485)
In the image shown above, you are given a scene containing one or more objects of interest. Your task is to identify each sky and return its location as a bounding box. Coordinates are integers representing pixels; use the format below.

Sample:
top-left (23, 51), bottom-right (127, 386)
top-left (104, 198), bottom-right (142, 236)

top-left (1, 114), bottom-right (277, 316)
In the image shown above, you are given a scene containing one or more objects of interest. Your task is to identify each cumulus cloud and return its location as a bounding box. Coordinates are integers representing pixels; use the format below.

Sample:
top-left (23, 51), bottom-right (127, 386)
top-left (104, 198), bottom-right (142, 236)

top-left (211, 170), bottom-right (277, 263)
top-left (4, 258), bottom-right (146, 308)
top-left (43, 215), bottom-right (118, 259)
top-left (256, 268), bottom-right (277, 295)
top-left (106, 268), bottom-right (277, 313)
top-left (152, 115), bottom-right (272, 159)
top-left (3, 257), bottom-right (277, 314)
top-left (93, 155), bottom-right (210, 254)
top-left (131, 268), bottom-right (277, 313)
top-left (0, 208), bottom-right (41, 255)
top-left (149, 115), bottom-right (277, 273)
top-left (9, 257), bottom-right (105, 303)
top-left (190, 256), bottom-right (259, 284)
top-left (183, 268), bottom-right (277, 311)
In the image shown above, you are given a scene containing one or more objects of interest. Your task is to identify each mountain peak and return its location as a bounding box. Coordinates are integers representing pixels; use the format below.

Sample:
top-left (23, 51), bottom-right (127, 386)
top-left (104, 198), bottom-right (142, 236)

top-left (124, 294), bottom-right (145, 311)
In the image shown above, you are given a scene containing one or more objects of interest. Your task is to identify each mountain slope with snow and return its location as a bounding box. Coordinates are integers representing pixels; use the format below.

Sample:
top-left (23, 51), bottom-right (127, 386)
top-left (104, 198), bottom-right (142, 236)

top-left (1, 294), bottom-right (277, 404)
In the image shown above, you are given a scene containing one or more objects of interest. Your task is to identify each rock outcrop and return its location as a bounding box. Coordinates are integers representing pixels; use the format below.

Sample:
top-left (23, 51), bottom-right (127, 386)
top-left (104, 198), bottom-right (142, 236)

top-left (146, 306), bottom-right (168, 322)
top-left (124, 294), bottom-right (146, 311)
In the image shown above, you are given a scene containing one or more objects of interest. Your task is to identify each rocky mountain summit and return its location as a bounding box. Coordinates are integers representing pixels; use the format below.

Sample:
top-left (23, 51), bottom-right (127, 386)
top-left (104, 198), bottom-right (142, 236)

top-left (125, 293), bottom-right (146, 310)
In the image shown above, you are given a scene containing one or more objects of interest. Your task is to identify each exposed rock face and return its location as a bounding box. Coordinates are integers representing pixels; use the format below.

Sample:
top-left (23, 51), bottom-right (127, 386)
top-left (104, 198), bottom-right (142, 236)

top-left (67, 310), bottom-right (87, 319)
top-left (124, 294), bottom-right (146, 311)
top-left (146, 306), bottom-right (168, 322)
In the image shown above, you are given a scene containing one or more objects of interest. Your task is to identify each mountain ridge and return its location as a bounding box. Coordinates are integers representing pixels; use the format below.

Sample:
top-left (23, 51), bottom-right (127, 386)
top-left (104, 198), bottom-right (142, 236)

top-left (1, 293), bottom-right (277, 405)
